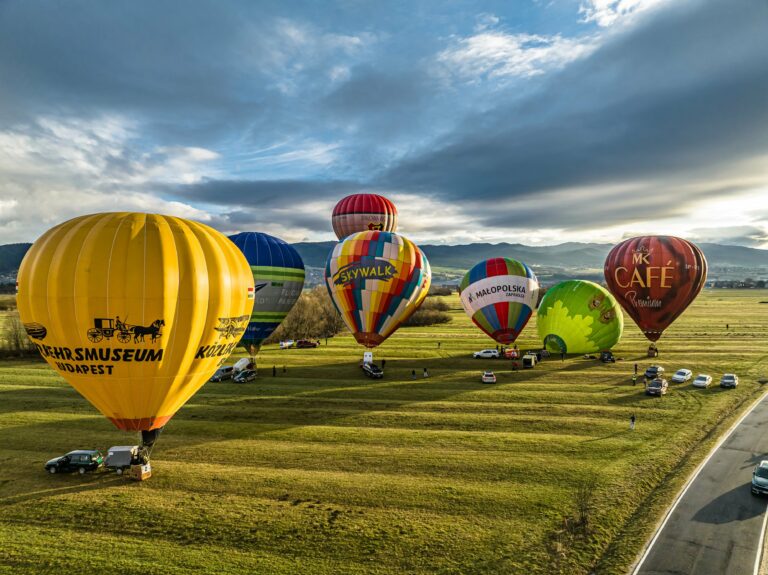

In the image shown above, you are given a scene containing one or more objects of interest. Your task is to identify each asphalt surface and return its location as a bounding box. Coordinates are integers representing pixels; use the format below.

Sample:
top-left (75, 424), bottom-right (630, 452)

top-left (635, 392), bottom-right (768, 575)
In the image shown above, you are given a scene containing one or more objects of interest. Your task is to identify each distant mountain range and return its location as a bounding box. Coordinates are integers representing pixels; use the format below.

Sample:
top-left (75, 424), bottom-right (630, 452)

top-left (292, 241), bottom-right (767, 271)
top-left (1, 241), bottom-right (765, 284)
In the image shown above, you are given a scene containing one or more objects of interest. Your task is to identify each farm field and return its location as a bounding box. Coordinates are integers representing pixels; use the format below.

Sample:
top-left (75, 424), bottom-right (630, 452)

top-left (0, 290), bottom-right (766, 575)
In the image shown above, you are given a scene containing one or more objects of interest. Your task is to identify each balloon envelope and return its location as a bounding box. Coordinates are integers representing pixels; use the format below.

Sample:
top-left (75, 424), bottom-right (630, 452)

top-left (17, 213), bottom-right (254, 431)
top-left (229, 232), bottom-right (305, 351)
top-left (459, 258), bottom-right (539, 344)
top-left (325, 231), bottom-right (430, 347)
top-left (332, 193), bottom-right (397, 240)
top-left (537, 280), bottom-right (623, 354)
top-left (604, 236), bottom-right (707, 341)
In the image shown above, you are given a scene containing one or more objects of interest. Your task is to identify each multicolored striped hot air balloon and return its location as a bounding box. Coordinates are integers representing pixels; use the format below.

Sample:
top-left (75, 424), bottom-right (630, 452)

top-left (325, 231), bottom-right (431, 347)
top-left (604, 236), bottom-right (707, 342)
top-left (459, 258), bottom-right (539, 345)
top-left (229, 232), bottom-right (305, 351)
top-left (537, 280), bottom-right (624, 354)
top-left (331, 193), bottom-right (398, 240)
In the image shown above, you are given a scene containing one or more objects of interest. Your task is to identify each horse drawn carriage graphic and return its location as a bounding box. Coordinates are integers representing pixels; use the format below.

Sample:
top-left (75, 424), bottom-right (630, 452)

top-left (86, 316), bottom-right (165, 344)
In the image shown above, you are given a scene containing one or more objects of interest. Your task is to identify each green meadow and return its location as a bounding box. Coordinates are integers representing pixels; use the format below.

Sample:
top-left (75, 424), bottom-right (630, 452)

top-left (0, 290), bottom-right (766, 574)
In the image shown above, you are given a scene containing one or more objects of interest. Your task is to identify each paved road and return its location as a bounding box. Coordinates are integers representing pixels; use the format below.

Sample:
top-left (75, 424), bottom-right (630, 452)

top-left (635, 393), bottom-right (768, 575)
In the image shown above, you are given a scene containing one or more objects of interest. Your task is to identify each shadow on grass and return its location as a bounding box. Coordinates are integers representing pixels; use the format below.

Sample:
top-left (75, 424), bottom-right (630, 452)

top-left (0, 354), bottom-right (650, 506)
top-left (0, 471), bottom-right (127, 506)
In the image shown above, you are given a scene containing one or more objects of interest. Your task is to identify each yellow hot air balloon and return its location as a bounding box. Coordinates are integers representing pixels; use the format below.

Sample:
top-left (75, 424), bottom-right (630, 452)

top-left (16, 213), bottom-right (254, 434)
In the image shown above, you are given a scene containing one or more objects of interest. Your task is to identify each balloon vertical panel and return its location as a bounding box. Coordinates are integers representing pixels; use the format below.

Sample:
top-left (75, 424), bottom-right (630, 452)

top-left (325, 231), bottom-right (431, 348)
top-left (17, 213), bottom-right (254, 431)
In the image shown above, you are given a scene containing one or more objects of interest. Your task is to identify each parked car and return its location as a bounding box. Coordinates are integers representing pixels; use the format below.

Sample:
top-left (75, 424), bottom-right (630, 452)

top-left (644, 365), bottom-right (665, 379)
top-left (522, 354), bottom-right (537, 369)
top-left (752, 461), bottom-right (768, 495)
top-left (209, 366), bottom-right (234, 382)
top-left (279, 340), bottom-right (296, 349)
top-left (600, 350), bottom-right (616, 363)
top-left (295, 339), bottom-right (320, 348)
top-left (671, 369), bottom-right (692, 383)
top-left (362, 363), bottom-right (383, 379)
top-left (720, 374), bottom-right (739, 388)
top-left (105, 445), bottom-right (146, 475)
top-left (473, 349), bottom-right (499, 359)
top-left (233, 369), bottom-right (257, 383)
top-left (525, 350), bottom-right (544, 361)
top-left (646, 378), bottom-right (668, 396)
top-left (45, 450), bottom-right (103, 474)
top-left (692, 374), bottom-right (712, 388)
top-left (481, 371), bottom-right (496, 384)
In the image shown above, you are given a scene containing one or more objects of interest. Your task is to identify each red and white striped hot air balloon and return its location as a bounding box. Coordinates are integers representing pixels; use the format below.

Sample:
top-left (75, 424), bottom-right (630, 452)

top-left (331, 193), bottom-right (398, 240)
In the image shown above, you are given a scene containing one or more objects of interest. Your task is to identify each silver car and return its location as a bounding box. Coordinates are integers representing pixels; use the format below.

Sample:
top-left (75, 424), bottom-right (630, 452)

top-left (671, 369), bottom-right (692, 383)
top-left (692, 374), bottom-right (712, 388)
top-left (473, 349), bottom-right (499, 359)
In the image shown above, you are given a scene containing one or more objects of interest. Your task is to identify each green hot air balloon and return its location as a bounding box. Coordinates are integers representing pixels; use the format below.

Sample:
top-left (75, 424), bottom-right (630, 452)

top-left (537, 280), bottom-right (623, 354)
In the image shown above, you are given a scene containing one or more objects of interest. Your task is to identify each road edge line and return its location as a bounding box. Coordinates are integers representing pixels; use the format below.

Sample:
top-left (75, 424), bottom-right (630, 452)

top-left (754, 498), bottom-right (768, 575)
top-left (631, 389), bottom-right (768, 575)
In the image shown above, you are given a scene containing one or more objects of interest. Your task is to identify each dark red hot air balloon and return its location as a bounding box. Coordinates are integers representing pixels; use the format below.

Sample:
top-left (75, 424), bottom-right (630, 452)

top-left (604, 236), bottom-right (707, 341)
top-left (332, 193), bottom-right (397, 239)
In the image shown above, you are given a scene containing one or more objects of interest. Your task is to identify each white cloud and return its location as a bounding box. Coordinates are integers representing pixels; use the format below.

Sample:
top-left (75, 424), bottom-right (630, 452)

top-left (437, 30), bottom-right (597, 82)
top-left (0, 116), bottom-right (219, 242)
top-left (239, 18), bottom-right (375, 95)
top-left (579, 0), bottom-right (670, 27)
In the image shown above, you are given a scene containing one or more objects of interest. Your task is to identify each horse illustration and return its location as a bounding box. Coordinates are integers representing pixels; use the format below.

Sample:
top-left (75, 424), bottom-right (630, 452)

top-left (132, 319), bottom-right (165, 343)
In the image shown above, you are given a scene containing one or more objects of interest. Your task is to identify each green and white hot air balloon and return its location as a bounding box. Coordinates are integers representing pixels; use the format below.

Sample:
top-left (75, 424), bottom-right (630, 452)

top-left (537, 280), bottom-right (623, 354)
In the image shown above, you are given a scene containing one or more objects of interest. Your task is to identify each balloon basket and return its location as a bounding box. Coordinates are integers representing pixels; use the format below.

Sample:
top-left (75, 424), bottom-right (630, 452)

top-left (129, 462), bottom-right (152, 481)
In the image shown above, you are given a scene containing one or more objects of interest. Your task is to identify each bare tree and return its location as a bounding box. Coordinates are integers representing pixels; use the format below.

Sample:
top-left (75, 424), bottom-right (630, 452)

top-left (2, 313), bottom-right (37, 356)
top-left (266, 286), bottom-right (346, 343)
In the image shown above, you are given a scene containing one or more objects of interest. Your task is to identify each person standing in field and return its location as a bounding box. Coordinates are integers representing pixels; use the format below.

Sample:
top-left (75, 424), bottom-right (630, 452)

top-left (630, 413), bottom-right (636, 431)
top-left (437, 341), bottom-right (441, 349)
top-left (632, 374), bottom-right (637, 386)
top-left (411, 369), bottom-right (416, 380)
top-left (382, 359), bottom-right (386, 370)
top-left (272, 365), bottom-right (277, 377)
top-left (423, 367), bottom-right (429, 378)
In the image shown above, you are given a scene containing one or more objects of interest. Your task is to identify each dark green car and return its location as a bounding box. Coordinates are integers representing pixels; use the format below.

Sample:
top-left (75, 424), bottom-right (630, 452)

top-left (45, 450), bottom-right (103, 475)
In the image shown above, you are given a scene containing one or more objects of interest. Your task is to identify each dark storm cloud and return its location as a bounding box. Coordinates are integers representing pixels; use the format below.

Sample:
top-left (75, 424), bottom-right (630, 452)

top-left (220, 208), bottom-right (330, 231)
top-left (383, 0), bottom-right (768, 227)
top-left (0, 0), bottom-right (361, 145)
top-left (168, 178), bottom-right (365, 208)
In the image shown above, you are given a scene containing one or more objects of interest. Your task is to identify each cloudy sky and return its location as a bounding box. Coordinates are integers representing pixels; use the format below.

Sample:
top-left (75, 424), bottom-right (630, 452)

top-left (0, 0), bottom-right (766, 247)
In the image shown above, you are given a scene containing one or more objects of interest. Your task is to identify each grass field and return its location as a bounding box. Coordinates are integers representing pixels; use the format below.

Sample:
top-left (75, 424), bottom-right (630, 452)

top-left (0, 290), bottom-right (766, 575)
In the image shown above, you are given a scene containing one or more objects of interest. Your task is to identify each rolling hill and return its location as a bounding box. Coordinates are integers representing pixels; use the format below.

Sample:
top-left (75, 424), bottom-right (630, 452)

top-left (1, 240), bottom-right (765, 282)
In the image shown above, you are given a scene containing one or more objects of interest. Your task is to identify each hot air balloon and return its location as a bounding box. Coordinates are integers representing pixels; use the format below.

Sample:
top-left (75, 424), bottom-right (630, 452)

top-left (604, 236), bottom-right (707, 342)
top-left (16, 213), bottom-right (254, 447)
top-left (228, 232), bottom-right (305, 352)
top-left (332, 193), bottom-right (398, 240)
top-left (325, 231), bottom-right (430, 347)
top-left (537, 280), bottom-right (624, 354)
top-left (459, 258), bottom-right (539, 344)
